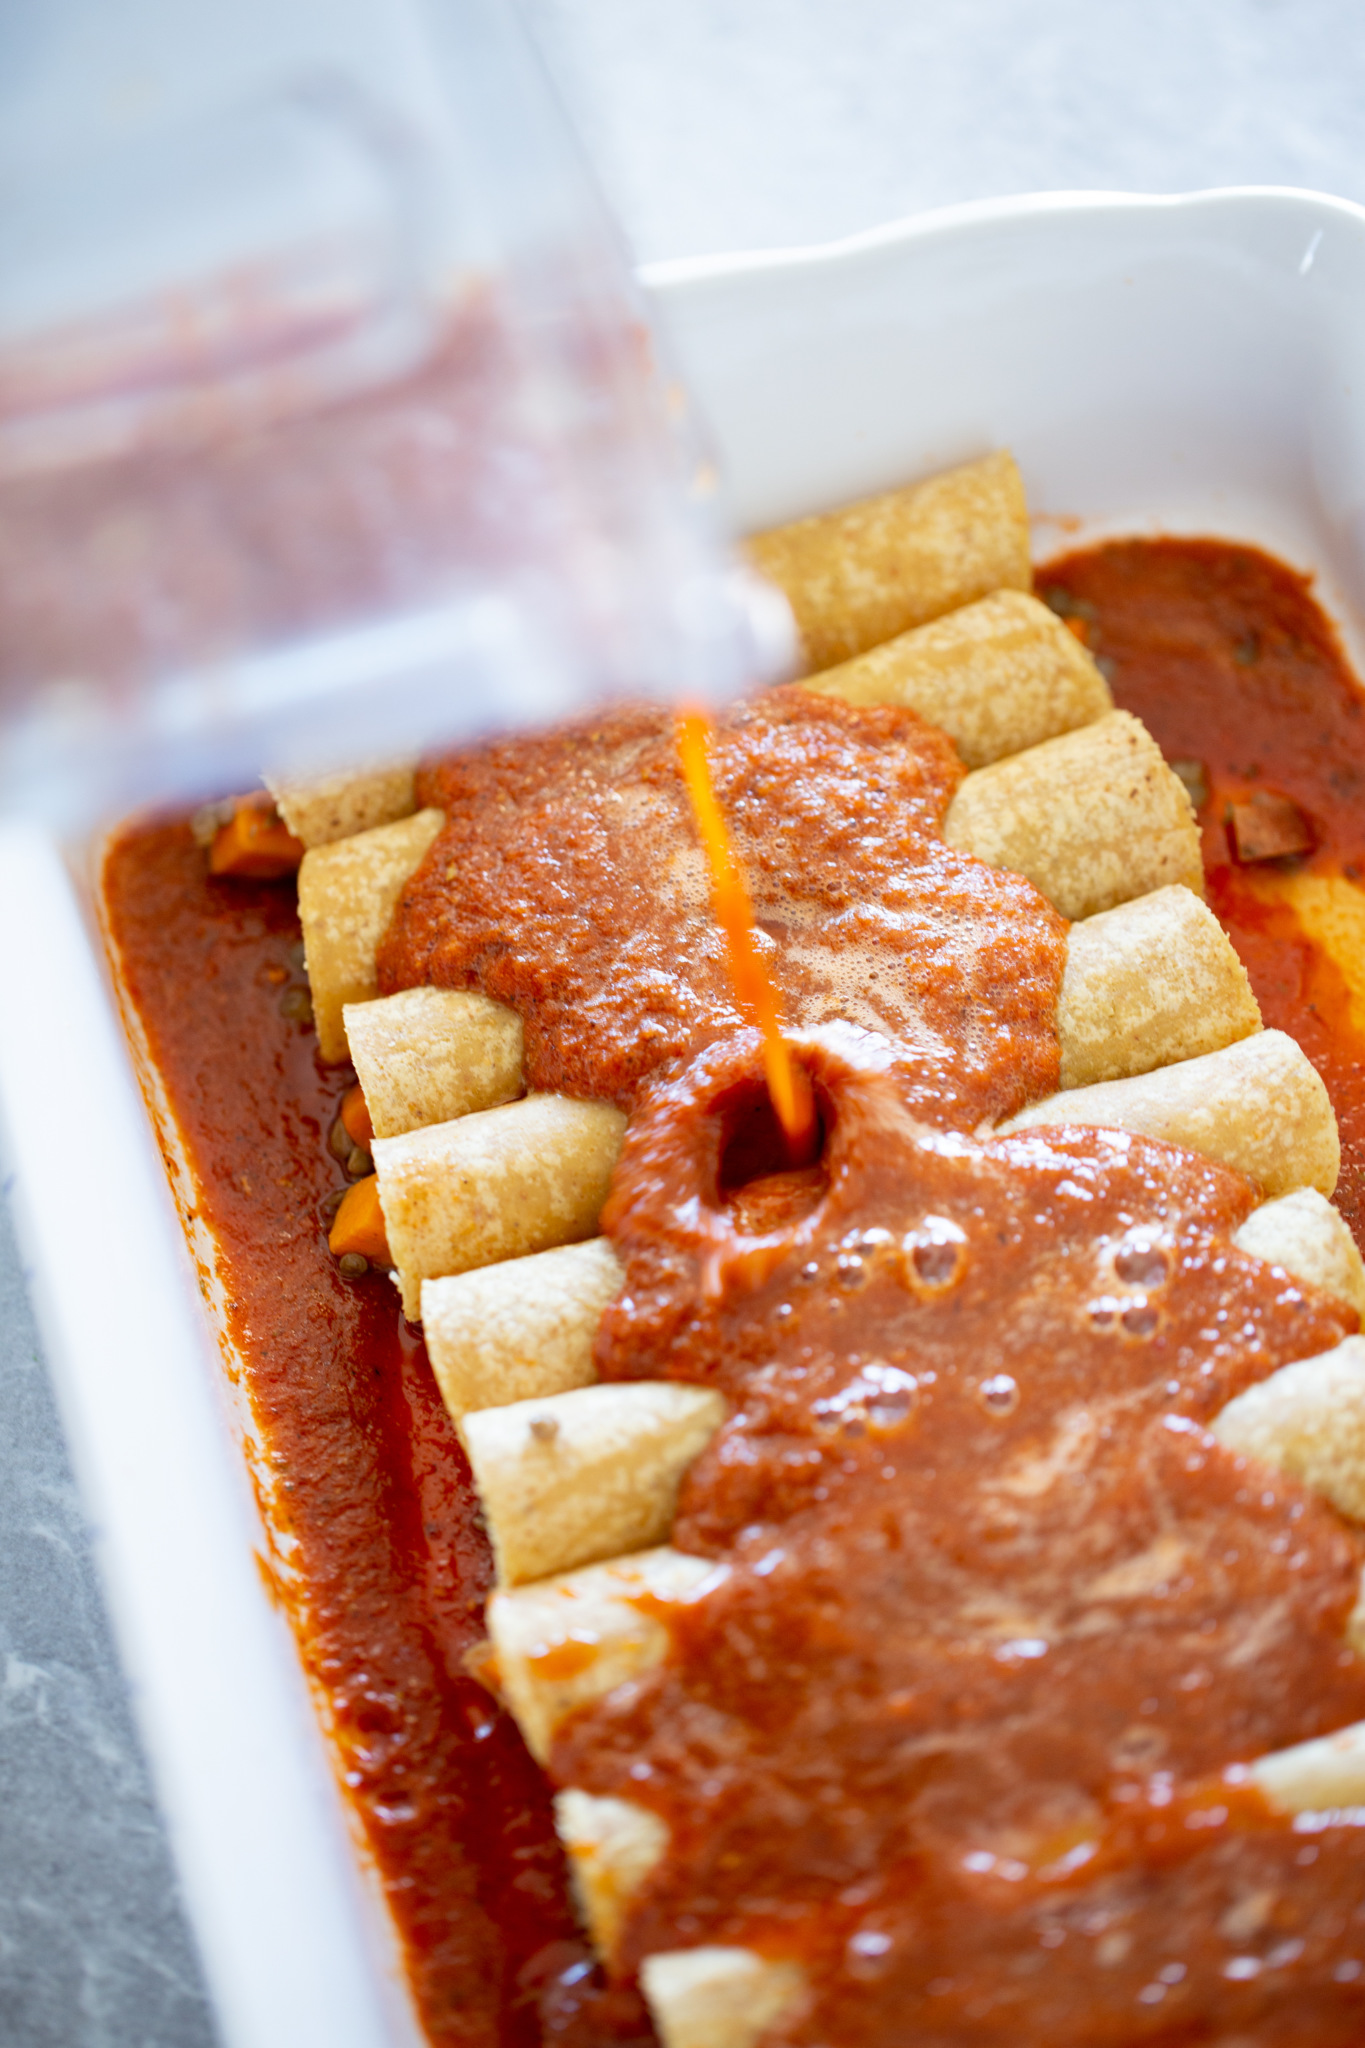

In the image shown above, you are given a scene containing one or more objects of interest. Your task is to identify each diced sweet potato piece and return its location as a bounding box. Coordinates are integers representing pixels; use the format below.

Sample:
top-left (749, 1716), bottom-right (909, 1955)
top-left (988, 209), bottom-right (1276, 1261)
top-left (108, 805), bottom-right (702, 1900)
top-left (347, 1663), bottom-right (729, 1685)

top-left (209, 803), bottom-right (306, 879)
top-left (340, 1083), bottom-right (375, 1150)
top-left (328, 1174), bottom-right (390, 1265)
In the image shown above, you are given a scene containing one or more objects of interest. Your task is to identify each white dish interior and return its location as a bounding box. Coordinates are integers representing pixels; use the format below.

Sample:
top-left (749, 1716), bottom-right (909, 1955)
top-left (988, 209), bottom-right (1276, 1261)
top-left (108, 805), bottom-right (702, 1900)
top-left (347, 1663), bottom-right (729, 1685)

top-left (651, 186), bottom-right (1365, 671)
top-left (3, 183), bottom-right (1364, 2046)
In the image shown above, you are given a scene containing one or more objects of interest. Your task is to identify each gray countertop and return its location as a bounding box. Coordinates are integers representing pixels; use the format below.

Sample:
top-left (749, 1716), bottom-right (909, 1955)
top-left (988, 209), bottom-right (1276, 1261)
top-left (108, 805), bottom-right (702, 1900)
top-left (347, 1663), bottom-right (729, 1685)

top-left (5, 1), bottom-right (1365, 2040)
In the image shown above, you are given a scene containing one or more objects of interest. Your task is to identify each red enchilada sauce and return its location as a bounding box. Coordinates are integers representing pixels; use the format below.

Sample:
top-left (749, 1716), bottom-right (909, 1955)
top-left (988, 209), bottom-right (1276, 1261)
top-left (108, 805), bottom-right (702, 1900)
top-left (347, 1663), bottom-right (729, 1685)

top-left (377, 690), bottom-right (1067, 1127)
top-left (101, 827), bottom-right (653, 2048)
top-left (1043, 539), bottom-right (1365, 1240)
top-left (101, 535), bottom-right (1365, 2044)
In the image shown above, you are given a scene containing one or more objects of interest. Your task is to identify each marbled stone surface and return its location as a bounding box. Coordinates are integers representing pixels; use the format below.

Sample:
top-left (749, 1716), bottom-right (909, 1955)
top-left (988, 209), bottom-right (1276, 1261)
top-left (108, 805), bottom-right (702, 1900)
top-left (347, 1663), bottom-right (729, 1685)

top-left (0, 1192), bottom-right (217, 2047)
top-left (4, 2), bottom-right (1365, 2041)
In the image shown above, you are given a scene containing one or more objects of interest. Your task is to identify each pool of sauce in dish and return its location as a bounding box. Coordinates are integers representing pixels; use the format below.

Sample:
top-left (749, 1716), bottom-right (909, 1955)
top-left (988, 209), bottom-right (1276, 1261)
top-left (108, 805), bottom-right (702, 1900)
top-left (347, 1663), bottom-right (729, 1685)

top-left (102, 534), bottom-right (1365, 2045)
top-left (101, 826), bottom-right (653, 2048)
top-left (1042, 538), bottom-right (1365, 1245)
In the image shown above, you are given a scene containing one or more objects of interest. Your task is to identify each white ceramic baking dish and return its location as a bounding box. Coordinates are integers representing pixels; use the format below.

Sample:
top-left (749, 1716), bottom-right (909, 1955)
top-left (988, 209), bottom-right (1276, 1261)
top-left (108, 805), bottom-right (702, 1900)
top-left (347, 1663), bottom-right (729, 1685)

top-left (3, 183), bottom-right (1365, 2048)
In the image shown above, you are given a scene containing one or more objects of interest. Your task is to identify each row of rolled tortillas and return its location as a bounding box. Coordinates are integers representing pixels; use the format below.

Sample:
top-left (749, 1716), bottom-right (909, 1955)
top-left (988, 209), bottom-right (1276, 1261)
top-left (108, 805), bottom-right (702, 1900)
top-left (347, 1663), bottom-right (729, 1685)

top-left (294, 699), bottom-right (1207, 1067)
top-left (285, 452), bottom-right (1365, 2048)
top-left (340, 921), bottom-right (1327, 1326)
top-left (270, 452), bottom-right (1035, 855)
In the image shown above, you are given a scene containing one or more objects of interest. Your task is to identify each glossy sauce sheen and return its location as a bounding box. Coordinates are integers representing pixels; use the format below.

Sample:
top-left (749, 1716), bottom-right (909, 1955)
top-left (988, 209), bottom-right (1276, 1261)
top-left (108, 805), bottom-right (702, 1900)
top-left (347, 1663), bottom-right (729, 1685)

top-left (102, 537), bottom-right (1365, 2046)
top-left (379, 691), bottom-right (1067, 1127)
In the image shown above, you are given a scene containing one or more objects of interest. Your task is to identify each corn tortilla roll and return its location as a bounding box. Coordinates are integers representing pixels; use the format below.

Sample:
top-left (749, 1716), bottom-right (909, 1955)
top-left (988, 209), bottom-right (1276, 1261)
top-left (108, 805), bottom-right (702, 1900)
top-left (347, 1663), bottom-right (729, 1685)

top-left (805, 588), bottom-right (1111, 768)
top-left (375, 1093), bottom-right (627, 1320)
top-left (460, 1382), bottom-right (726, 1587)
top-left (748, 450), bottom-right (1030, 674)
top-left (1232, 1189), bottom-right (1365, 1318)
top-left (942, 709), bottom-right (1203, 922)
top-left (344, 986), bottom-right (524, 1139)
top-left (422, 1238), bottom-right (623, 1423)
top-left (1248, 1718), bottom-right (1365, 1813)
top-left (486, 1546), bottom-right (720, 1764)
top-left (1000, 1029), bottom-right (1338, 1199)
top-left (1210, 1336), bottom-right (1365, 1522)
top-left (555, 1790), bottom-right (669, 1961)
top-left (264, 759), bottom-right (417, 848)
top-left (1058, 885), bottom-right (1262, 1091)
top-left (298, 808), bottom-right (444, 1062)
top-left (641, 1949), bottom-right (808, 2048)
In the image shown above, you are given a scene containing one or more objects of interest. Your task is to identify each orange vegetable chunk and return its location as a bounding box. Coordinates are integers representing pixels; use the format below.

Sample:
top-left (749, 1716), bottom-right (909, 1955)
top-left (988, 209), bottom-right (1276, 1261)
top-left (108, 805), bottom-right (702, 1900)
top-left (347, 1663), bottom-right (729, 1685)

top-left (208, 803), bottom-right (306, 879)
top-left (675, 710), bottom-right (817, 1164)
top-left (340, 1083), bottom-right (375, 1150)
top-left (328, 1175), bottom-right (391, 1265)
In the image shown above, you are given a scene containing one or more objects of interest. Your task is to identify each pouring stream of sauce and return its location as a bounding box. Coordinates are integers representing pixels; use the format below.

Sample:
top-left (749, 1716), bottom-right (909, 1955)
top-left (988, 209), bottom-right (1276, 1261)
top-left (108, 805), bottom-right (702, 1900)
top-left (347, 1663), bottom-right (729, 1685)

top-left (674, 708), bottom-right (817, 1163)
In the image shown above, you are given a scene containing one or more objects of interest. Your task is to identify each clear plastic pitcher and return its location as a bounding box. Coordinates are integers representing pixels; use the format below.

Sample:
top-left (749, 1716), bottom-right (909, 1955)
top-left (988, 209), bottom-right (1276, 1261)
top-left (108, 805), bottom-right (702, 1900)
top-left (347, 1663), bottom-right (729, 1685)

top-left (0, 0), bottom-right (783, 828)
